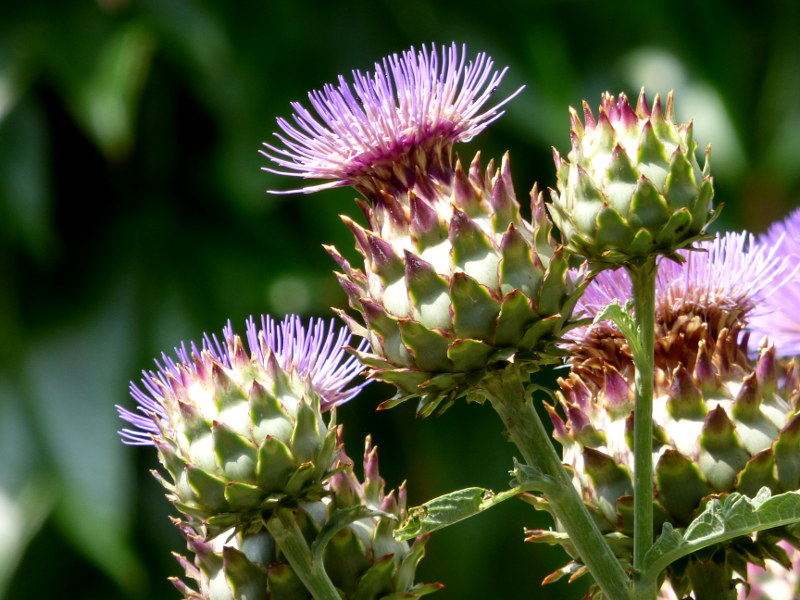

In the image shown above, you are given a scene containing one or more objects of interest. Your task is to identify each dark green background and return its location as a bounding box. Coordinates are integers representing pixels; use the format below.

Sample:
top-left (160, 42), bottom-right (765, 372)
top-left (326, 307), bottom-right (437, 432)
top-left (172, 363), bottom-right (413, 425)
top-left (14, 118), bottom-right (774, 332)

top-left (2, 1), bottom-right (799, 598)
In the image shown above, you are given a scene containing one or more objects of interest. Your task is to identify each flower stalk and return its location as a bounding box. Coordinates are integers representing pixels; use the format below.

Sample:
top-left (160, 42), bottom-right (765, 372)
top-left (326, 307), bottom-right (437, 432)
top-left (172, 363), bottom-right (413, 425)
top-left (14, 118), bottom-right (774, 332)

top-left (267, 507), bottom-right (342, 600)
top-left (628, 257), bottom-right (658, 600)
top-left (481, 367), bottom-right (630, 600)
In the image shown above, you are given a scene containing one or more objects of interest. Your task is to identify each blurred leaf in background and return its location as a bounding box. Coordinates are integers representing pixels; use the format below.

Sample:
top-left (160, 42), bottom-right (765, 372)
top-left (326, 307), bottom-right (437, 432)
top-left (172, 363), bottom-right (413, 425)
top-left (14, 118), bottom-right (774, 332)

top-left (1, 1), bottom-right (799, 599)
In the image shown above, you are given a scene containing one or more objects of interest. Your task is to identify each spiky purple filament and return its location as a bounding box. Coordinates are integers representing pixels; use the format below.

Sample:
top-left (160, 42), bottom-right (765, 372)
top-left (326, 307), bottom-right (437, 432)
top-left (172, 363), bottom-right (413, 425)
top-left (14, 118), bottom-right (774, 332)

top-left (570, 231), bottom-right (796, 341)
top-left (261, 42), bottom-right (522, 193)
top-left (117, 315), bottom-right (369, 445)
top-left (749, 208), bottom-right (800, 356)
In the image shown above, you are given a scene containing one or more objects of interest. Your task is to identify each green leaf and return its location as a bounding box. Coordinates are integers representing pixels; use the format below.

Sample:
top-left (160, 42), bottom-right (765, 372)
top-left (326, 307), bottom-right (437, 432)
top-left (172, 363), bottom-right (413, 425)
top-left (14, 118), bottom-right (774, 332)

top-left (593, 300), bottom-right (642, 359)
top-left (642, 487), bottom-right (800, 585)
top-left (394, 488), bottom-right (484, 541)
top-left (394, 468), bottom-right (549, 542)
top-left (0, 478), bottom-right (53, 597)
top-left (0, 379), bottom-right (53, 597)
top-left (71, 21), bottom-right (156, 159)
top-left (512, 460), bottom-right (552, 491)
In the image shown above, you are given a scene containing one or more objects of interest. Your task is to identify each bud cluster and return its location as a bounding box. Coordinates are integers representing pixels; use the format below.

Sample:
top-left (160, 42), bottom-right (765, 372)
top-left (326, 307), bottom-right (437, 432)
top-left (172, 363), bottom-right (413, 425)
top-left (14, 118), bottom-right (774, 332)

top-left (115, 38), bottom-right (800, 600)
top-left (119, 315), bottom-right (438, 599)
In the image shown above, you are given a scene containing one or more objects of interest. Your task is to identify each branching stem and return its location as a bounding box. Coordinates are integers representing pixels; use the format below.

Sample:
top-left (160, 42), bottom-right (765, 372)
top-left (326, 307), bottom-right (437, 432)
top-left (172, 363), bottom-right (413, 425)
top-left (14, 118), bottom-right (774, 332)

top-left (483, 367), bottom-right (631, 600)
top-left (267, 507), bottom-right (342, 600)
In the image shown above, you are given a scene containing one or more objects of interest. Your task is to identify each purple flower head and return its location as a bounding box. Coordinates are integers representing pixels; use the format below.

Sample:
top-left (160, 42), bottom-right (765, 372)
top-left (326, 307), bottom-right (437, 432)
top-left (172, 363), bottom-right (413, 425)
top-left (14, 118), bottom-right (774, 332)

top-left (245, 315), bottom-right (368, 409)
top-left (117, 315), bottom-right (369, 446)
top-left (261, 42), bottom-right (523, 194)
top-left (569, 231), bottom-right (795, 342)
top-left (748, 207), bottom-right (800, 356)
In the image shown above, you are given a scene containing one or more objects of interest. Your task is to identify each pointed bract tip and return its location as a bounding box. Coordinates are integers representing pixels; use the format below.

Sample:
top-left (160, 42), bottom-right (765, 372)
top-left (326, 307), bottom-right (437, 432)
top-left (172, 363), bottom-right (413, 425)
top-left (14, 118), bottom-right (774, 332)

top-left (665, 90), bottom-right (675, 120)
top-left (636, 88), bottom-right (651, 118)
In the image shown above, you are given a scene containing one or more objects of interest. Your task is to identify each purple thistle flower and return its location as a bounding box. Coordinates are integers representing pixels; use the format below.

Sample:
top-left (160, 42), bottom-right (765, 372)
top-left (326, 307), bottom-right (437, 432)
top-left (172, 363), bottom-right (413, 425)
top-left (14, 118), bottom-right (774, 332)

top-left (748, 207), bottom-right (800, 356)
top-left (261, 42), bottom-right (522, 194)
top-left (117, 315), bottom-right (369, 446)
top-left (569, 231), bottom-right (795, 341)
top-left (245, 314), bottom-right (368, 409)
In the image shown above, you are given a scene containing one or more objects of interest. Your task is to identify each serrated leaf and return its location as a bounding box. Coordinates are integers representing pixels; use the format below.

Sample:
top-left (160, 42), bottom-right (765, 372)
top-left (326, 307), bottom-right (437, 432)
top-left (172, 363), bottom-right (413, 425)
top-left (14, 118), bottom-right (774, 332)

top-left (394, 474), bottom-right (547, 542)
top-left (593, 301), bottom-right (642, 359)
top-left (642, 487), bottom-right (800, 585)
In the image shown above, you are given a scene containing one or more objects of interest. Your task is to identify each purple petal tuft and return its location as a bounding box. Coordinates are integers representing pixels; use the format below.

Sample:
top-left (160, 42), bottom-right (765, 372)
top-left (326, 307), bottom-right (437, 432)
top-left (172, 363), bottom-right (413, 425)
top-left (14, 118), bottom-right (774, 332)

top-left (749, 208), bottom-right (800, 356)
top-left (261, 42), bottom-right (523, 192)
top-left (117, 315), bottom-right (369, 445)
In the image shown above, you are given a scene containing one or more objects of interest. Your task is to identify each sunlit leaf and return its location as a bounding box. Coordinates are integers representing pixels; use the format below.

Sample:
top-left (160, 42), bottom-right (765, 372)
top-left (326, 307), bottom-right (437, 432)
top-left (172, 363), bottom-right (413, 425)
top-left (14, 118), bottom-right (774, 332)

top-left (643, 487), bottom-right (800, 585)
top-left (71, 21), bottom-right (155, 159)
top-left (393, 460), bottom-right (551, 541)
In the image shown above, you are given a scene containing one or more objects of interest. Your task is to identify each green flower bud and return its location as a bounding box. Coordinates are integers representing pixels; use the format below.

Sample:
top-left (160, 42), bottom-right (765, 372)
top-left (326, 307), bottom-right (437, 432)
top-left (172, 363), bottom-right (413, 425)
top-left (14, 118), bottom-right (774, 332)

top-left (118, 315), bottom-right (368, 533)
top-left (548, 90), bottom-right (718, 267)
top-left (171, 438), bottom-right (442, 600)
top-left (329, 152), bottom-right (584, 416)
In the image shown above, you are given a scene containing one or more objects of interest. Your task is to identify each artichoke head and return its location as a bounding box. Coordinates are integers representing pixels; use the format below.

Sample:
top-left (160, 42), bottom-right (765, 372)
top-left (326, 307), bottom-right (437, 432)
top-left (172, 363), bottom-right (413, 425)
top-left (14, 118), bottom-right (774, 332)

top-left (534, 311), bottom-right (800, 596)
top-left (329, 151), bottom-right (583, 416)
top-left (171, 437), bottom-right (442, 600)
top-left (548, 90), bottom-right (717, 267)
top-left (145, 334), bottom-right (340, 533)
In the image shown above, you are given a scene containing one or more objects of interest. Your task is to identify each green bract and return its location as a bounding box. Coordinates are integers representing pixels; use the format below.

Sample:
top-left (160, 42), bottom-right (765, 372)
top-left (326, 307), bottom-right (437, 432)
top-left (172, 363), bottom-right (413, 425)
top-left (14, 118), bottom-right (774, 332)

top-left (548, 90), bottom-right (717, 267)
top-left (172, 438), bottom-right (442, 600)
top-left (329, 152), bottom-right (583, 416)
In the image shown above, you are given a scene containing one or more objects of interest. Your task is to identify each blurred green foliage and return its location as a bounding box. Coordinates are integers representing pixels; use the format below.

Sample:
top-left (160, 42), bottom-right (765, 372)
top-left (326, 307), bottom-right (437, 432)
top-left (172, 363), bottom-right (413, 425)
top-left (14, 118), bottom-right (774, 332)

top-left (1, 0), bottom-right (799, 599)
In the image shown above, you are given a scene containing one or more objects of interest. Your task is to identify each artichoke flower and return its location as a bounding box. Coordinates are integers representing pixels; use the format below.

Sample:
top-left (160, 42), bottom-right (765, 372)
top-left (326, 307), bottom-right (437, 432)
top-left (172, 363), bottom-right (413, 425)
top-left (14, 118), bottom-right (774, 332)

top-left (171, 437), bottom-right (442, 600)
top-left (117, 315), bottom-right (367, 533)
top-left (263, 43), bottom-right (581, 414)
top-left (329, 156), bottom-right (580, 415)
top-left (526, 232), bottom-right (800, 596)
top-left (261, 42), bottom-right (522, 198)
top-left (548, 90), bottom-right (717, 267)
top-left (749, 207), bottom-right (800, 356)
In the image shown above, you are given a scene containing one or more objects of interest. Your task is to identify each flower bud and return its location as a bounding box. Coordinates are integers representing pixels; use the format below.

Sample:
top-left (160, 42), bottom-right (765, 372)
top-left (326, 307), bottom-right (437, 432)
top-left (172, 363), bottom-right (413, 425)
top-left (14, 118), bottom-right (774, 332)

top-left (117, 315), bottom-right (367, 532)
top-left (171, 438), bottom-right (442, 600)
top-left (548, 90), bottom-right (718, 267)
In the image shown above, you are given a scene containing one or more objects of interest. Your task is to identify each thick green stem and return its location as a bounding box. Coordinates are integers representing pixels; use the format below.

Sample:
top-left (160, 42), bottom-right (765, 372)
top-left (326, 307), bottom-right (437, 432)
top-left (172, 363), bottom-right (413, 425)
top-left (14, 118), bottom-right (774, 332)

top-left (267, 508), bottom-right (342, 600)
top-left (483, 367), bottom-right (630, 600)
top-left (627, 258), bottom-right (658, 600)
